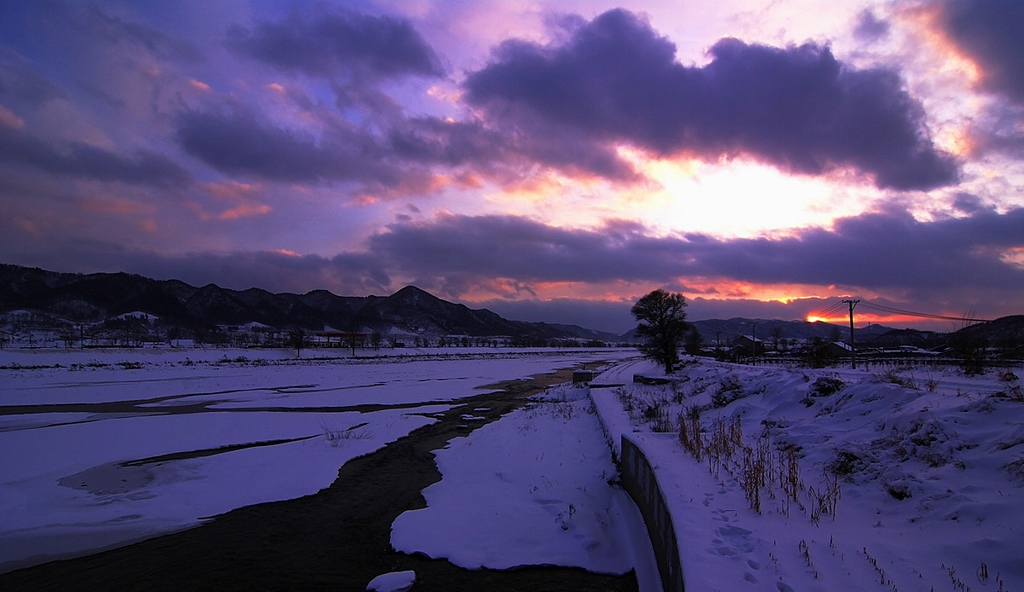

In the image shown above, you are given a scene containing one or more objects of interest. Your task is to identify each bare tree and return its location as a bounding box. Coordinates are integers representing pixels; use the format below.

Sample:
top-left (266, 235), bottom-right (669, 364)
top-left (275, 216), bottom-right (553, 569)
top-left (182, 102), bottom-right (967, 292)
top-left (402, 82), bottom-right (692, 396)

top-left (684, 326), bottom-right (704, 355)
top-left (288, 328), bottom-right (306, 359)
top-left (631, 289), bottom-right (689, 374)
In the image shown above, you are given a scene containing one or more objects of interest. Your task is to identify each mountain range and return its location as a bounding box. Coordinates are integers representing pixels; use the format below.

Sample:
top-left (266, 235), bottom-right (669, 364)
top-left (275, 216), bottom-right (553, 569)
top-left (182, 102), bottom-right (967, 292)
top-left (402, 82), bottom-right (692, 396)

top-left (2, 264), bottom-right (1020, 350)
top-left (0, 264), bottom-right (619, 343)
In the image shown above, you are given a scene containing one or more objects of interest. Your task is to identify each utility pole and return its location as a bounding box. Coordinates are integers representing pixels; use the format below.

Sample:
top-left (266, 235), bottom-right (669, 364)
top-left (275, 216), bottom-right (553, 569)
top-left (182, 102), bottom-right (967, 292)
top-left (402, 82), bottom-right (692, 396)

top-left (752, 322), bottom-right (757, 363)
top-left (843, 299), bottom-right (860, 369)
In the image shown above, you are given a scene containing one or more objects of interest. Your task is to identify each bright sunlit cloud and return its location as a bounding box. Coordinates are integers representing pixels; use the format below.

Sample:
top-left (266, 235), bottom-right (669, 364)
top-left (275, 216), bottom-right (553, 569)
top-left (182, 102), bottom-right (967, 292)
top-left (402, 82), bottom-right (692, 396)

top-left (620, 151), bottom-right (871, 238)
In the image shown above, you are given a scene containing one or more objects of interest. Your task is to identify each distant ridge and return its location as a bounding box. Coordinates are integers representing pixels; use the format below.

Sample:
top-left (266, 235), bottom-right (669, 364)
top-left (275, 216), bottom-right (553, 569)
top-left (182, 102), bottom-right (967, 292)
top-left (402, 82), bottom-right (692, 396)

top-left (642, 316), bottom-right (1021, 350)
top-left (688, 318), bottom-right (895, 344)
top-left (3, 264), bottom-right (1020, 348)
top-left (0, 264), bottom-right (621, 342)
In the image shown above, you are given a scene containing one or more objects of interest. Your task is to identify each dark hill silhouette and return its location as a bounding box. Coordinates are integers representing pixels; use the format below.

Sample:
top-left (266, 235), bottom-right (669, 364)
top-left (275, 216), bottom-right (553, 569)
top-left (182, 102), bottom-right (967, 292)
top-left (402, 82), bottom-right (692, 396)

top-left (3, 264), bottom-right (1018, 350)
top-left (0, 264), bottom-right (620, 342)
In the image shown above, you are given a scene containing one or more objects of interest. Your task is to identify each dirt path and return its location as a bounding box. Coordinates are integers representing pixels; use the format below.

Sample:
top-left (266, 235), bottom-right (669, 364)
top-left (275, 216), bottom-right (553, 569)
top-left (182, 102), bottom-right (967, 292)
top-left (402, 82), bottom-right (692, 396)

top-left (0, 366), bottom-right (638, 591)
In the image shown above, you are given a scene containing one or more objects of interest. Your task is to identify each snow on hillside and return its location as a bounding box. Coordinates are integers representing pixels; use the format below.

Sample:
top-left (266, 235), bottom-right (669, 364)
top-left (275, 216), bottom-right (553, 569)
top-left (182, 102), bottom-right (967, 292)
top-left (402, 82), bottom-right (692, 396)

top-left (592, 357), bottom-right (1024, 591)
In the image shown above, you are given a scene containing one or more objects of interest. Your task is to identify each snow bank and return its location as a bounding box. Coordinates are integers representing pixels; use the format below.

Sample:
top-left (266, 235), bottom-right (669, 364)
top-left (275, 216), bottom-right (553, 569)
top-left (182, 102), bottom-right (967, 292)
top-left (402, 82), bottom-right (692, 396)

top-left (390, 384), bottom-right (637, 573)
top-left (366, 570), bottom-right (415, 592)
top-left (593, 357), bottom-right (1024, 591)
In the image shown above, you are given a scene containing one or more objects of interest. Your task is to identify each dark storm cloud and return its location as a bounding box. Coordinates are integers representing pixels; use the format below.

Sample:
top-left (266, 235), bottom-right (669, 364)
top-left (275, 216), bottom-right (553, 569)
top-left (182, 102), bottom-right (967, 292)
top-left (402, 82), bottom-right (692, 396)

top-left (951, 192), bottom-right (988, 214)
top-left (175, 106), bottom-right (398, 185)
top-left (145, 250), bottom-right (392, 295)
top-left (387, 117), bottom-right (509, 167)
top-left (691, 208), bottom-right (1024, 290)
top-left (12, 240), bottom-right (393, 297)
top-left (12, 208), bottom-right (1019, 331)
top-left (464, 9), bottom-right (958, 190)
top-left (479, 297), bottom-right (638, 335)
top-left (0, 125), bottom-right (190, 186)
top-left (367, 215), bottom-right (674, 283)
top-left (228, 9), bottom-right (443, 80)
top-left (176, 106), bottom-right (526, 188)
top-left (119, 250), bottom-right (392, 296)
top-left (936, 0), bottom-right (1024, 103)
top-left (934, 1), bottom-right (1024, 159)
top-left (365, 209), bottom-right (1024, 292)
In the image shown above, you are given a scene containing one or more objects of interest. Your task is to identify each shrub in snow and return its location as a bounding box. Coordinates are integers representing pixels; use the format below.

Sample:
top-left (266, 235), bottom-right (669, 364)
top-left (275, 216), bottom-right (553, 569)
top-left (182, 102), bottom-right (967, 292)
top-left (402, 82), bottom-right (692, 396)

top-left (711, 376), bottom-right (746, 408)
top-left (996, 381), bottom-right (1023, 402)
top-left (873, 368), bottom-right (919, 390)
top-left (876, 416), bottom-right (965, 468)
top-left (645, 403), bottom-right (674, 432)
top-left (827, 450), bottom-right (870, 481)
top-left (1005, 456), bottom-right (1024, 482)
top-left (885, 481), bottom-right (913, 500)
top-left (669, 378), bottom-right (689, 404)
top-left (809, 375), bottom-right (846, 397)
top-left (802, 372), bottom-right (843, 405)
top-left (678, 403), bottom-right (704, 460)
top-left (321, 421), bottom-right (371, 447)
top-left (878, 465), bottom-right (919, 501)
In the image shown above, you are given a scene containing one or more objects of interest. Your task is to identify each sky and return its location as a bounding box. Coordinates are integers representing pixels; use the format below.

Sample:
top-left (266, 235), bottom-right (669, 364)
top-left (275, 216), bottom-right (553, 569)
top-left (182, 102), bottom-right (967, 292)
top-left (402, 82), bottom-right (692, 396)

top-left (1, 0), bottom-right (1022, 334)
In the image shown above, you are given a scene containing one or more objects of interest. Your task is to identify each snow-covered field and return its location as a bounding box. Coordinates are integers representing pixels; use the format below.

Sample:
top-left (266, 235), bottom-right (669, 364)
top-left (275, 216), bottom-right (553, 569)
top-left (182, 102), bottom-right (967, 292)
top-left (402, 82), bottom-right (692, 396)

top-left (593, 357), bottom-right (1024, 591)
top-left (0, 346), bottom-right (638, 574)
top-left (4, 346), bottom-right (1020, 591)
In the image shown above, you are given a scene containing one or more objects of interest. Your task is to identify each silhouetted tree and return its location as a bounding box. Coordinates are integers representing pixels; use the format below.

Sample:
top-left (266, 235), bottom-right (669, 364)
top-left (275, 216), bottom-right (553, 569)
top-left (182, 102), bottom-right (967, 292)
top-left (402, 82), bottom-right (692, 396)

top-left (631, 289), bottom-right (689, 374)
top-left (58, 324), bottom-right (78, 349)
top-left (288, 328), bottom-right (306, 359)
top-left (343, 332), bottom-right (362, 356)
top-left (684, 326), bottom-right (704, 355)
top-left (951, 323), bottom-right (987, 376)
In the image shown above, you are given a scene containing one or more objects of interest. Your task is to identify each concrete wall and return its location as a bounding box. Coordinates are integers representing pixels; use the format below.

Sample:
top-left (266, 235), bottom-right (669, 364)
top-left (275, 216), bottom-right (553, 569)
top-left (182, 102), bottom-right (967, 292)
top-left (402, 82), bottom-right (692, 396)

top-left (620, 435), bottom-right (685, 592)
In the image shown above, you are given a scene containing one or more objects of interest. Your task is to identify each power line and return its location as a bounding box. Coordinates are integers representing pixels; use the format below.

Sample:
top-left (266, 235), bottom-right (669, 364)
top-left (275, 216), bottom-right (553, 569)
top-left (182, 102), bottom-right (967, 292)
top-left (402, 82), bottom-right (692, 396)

top-left (856, 301), bottom-right (993, 324)
top-left (808, 300), bottom-right (848, 321)
top-left (808, 299), bottom-right (993, 325)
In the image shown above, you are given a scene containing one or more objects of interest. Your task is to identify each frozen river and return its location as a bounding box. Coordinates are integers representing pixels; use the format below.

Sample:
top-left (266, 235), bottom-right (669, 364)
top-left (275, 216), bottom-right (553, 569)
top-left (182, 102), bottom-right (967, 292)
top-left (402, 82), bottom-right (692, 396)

top-left (0, 347), bottom-right (640, 575)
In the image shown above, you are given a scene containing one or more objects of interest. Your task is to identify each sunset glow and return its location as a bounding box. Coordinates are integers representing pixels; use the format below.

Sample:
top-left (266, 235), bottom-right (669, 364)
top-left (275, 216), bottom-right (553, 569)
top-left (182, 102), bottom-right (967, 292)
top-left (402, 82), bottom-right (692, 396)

top-left (0, 0), bottom-right (1021, 333)
top-left (628, 156), bottom-right (866, 239)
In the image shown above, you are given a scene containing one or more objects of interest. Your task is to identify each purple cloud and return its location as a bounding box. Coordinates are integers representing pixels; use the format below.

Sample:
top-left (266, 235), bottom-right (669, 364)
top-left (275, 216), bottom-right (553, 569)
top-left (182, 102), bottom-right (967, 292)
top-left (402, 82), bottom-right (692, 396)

top-left (228, 9), bottom-right (443, 80)
top-left (0, 125), bottom-right (190, 186)
top-left (75, 3), bottom-right (202, 63)
top-left (175, 105), bottom-right (400, 185)
top-left (688, 208), bottom-right (1024, 290)
top-left (175, 105), bottom-right (530, 190)
top-left (464, 9), bottom-right (958, 190)
top-left (0, 61), bottom-right (66, 104)
top-left (853, 9), bottom-right (891, 41)
top-left (387, 117), bottom-right (509, 167)
top-left (7, 207), bottom-right (1020, 332)
top-left (363, 208), bottom-right (1024, 293)
top-left (931, 1), bottom-right (1024, 159)
top-left (936, 0), bottom-right (1024, 103)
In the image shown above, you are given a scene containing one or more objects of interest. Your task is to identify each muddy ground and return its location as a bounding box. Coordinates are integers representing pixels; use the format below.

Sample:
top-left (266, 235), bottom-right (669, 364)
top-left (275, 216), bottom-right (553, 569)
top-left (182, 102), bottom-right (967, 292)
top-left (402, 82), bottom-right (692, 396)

top-left (0, 366), bottom-right (638, 591)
